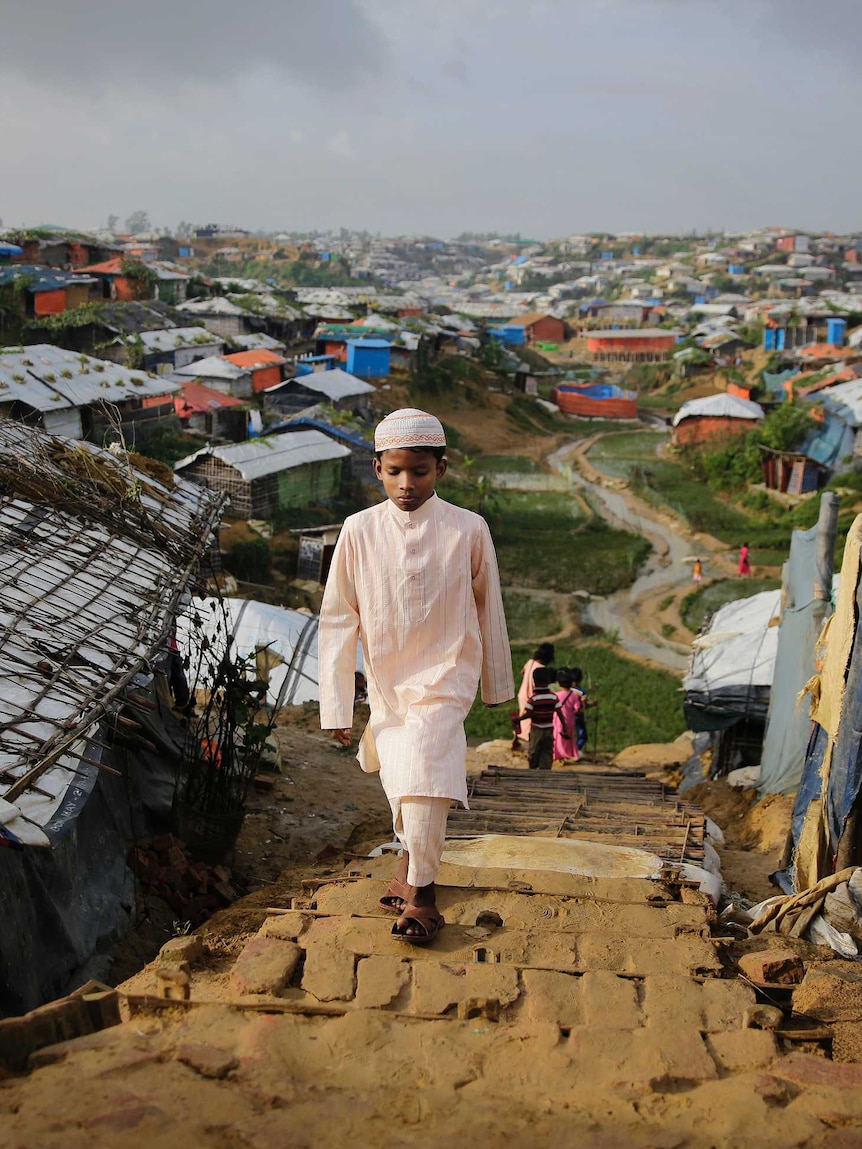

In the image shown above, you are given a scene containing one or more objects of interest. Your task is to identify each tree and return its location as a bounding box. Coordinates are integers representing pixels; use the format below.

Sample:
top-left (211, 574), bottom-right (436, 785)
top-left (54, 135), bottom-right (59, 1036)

top-left (125, 210), bottom-right (151, 235)
top-left (176, 221), bottom-right (194, 238)
top-left (107, 214), bottom-right (119, 232)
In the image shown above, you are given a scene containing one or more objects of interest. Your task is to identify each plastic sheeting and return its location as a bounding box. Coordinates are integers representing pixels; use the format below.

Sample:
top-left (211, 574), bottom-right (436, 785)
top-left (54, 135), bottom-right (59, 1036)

top-left (683, 590), bottom-right (781, 732)
top-left (758, 524), bottom-right (823, 795)
top-left (0, 677), bottom-right (183, 1016)
top-left (778, 515), bottom-right (862, 892)
top-left (176, 597), bottom-right (363, 708)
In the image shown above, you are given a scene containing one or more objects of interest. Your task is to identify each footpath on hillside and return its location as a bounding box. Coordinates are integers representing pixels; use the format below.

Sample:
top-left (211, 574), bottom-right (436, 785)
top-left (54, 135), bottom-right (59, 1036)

top-left (6, 428), bottom-right (862, 1146)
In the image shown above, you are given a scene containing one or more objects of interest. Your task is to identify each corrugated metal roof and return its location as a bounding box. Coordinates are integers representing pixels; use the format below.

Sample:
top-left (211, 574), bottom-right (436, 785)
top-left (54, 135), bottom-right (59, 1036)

top-left (231, 333), bottom-right (286, 352)
top-left (177, 297), bottom-right (247, 317)
top-left (0, 265), bottom-right (96, 291)
top-left (271, 416), bottom-right (373, 452)
top-left (268, 368), bottom-right (375, 401)
top-left (0, 420), bottom-right (223, 847)
top-left (137, 327), bottom-right (223, 353)
top-left (0, 344), bottom-right (179, 412)
top-left (175, 355), bottom-right (246, 381)
top-left (174, 429), bottom-right (351, 482)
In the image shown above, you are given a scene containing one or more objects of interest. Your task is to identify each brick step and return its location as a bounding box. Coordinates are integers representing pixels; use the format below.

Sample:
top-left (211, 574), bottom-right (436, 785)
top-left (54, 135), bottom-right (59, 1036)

top-left (351, 857), bottom-right (703, 906)
top-left (259, 912), bottom-right (725, 982)
top-left (311, 879), bottom-right (713, 937)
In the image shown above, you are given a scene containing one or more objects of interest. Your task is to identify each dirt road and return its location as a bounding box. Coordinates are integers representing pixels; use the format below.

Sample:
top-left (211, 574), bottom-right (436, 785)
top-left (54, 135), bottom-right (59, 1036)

top-left (547, 435), bottom-right (737, 673)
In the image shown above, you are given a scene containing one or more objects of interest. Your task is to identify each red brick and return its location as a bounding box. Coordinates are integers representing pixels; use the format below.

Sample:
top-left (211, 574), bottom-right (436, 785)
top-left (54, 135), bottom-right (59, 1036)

top-left (774, 1052), bottom-right (862, 1090)
top-left (738, 950), bottom-right (805, 985)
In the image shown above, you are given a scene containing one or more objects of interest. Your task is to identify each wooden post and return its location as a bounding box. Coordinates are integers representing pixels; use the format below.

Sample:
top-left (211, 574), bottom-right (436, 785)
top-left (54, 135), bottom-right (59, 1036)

top-left (813, 491), bottom-right (840, 610)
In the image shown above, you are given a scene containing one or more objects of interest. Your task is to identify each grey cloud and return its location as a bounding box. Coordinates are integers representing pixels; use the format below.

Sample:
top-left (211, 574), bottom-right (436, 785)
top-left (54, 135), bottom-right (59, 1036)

top-left (3, 0), bottom-right (389, 91)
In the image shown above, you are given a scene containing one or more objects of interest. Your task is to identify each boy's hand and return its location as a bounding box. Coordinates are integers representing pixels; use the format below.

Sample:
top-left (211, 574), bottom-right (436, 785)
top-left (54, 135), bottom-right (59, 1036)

top-left (331, 729), bottom-right (352, 747)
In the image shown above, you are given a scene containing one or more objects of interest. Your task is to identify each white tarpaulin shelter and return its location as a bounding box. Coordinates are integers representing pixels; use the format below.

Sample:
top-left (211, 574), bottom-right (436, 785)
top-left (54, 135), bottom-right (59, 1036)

top-left (177, 597), bottom-right (362, 708)
top-left (683, 590), bottom-right (781, 733)
top-left (672, 392), bottom-right (764, 426)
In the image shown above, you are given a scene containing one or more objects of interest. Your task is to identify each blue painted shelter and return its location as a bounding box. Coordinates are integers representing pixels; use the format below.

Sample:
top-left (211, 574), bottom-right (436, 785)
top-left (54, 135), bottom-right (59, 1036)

top-left (296, 355), bottom-right (338, 377)
top-left (346, 338), bottom-right (390, 379)
top-left (827, 318), bottom-right (847, 347)
top-left (488, 325), bottom-right (526, 347)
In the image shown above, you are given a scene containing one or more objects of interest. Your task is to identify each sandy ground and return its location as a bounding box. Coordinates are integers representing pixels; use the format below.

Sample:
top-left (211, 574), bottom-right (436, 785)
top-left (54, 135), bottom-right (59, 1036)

top-left (686, 780), bottom-right (795, 905)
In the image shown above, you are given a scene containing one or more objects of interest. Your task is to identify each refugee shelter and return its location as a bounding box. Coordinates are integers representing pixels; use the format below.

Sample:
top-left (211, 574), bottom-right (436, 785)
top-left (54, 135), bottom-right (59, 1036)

top-left (759, 499), bottom-right (838, 796)
top-left (779, 514), bottom-right (862, 892)
top-left (672, 393), bottom-right (764, 447)
top-left (176, 597), bottom-right (362, 709)
top-left (174, 430), bottom-right (351, 518)
top-left (0, 343), bottom-right (178, 440)
top-left (586, 329), bottom-right (679, 362)
top-left (550, 381), bottom-right (638, 419)
top-left (800, 378), bottom-right (862, 475)
top-left (176, 297), bottom-right (259, 339)
top-left (684, 590), bottom-right (781, 775)
top-left (271, 415), bottom-right (375, 481)
top-left (503, 312), bottom-right (566, 344)
top-left (345, 339), bottom-right (390, 379)
top-left (135, 327), bottom-right (225, 373)
top-left (0, 421), bottom-right (223, 1014)
top-left (222, 349), bottom-right (286, 394)
top-left (174, 354), bottom-right (255, 398)
top-left (263, 368), bottom-right (376, 417)
top-left (167, 380), bottom-right (248, 439)
top-left (0, 265), bottom-right (94, 317)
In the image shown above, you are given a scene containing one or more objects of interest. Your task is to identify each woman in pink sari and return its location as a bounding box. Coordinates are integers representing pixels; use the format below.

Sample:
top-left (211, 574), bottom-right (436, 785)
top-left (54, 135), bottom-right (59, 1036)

top-left (517, 643), bottom-right (555, 742)
top-left (738, 542), bottom-right (751, 577)
top-left (553, 668), bottom-right (581, 761)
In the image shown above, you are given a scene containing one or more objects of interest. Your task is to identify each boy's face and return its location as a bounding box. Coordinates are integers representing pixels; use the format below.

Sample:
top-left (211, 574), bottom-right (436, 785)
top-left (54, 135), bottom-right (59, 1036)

top-left (373, 448), bottom-right (447, 512)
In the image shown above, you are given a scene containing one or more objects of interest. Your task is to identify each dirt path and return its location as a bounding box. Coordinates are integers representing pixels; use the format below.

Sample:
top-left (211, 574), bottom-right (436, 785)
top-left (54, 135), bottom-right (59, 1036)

top-left (547, 434), bottom-right (738, 673)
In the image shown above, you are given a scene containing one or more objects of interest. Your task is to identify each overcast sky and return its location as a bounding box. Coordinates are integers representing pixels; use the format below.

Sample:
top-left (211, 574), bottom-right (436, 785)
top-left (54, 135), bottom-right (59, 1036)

top-left (2, 0), bottom-right (860, 237)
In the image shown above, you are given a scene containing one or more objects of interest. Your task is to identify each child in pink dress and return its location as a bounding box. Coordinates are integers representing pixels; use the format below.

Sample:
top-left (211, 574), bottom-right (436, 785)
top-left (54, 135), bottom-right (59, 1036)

top-left (553, 668), bottom-right (581, 761)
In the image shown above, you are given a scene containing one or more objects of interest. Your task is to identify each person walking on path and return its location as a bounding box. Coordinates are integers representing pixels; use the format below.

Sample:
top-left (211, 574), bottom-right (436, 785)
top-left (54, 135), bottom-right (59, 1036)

top-left (516, 642), bottom-right (555, 743)
top-left (553, 667), bottom-right (581, 762)
top-left (519, 666), bottom-right (567, 770)
top-left (318, 408), bottom-right (514, 946)
top-left (692, 558), bottom-right (703, 584)
top-left (738, 542), bottom-right (752, 577)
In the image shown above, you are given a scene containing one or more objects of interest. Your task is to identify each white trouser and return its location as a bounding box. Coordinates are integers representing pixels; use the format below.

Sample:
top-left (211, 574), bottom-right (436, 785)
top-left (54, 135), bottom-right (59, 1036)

top-left (388, 795), bottom-right (451, 887)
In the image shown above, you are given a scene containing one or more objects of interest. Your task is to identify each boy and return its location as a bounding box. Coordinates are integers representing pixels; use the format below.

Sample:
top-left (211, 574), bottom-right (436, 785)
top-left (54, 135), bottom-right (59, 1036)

top-left (318, 408), bottom-right (514, 945)
top-left (518, 666), bottom-right (567, 770)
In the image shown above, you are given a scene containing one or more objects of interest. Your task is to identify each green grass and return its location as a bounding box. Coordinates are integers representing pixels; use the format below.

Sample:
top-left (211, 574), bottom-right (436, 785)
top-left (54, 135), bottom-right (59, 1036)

top-left (465, 642), bottom-right (686, 753)
top-left (502, 590), bottom-right (560, 642)
top-left (680, 577), bottom-right (781, 633)
top-left (587, 430), bottom-right (668, 479)
top-left (488, 490), bottom-right (651, 595)
top-left (629, 459), bottom-right (776, 546)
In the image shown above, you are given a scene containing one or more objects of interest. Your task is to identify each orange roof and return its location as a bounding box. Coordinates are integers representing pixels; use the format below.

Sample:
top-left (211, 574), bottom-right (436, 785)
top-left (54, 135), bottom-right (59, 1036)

top-left (797, 367), bottom-right (858, 396)
top-left (797, 343), bottom-right (860, 362)
top-left (72, 258), bottom-right (125, 275)
top-left (506, 311), bottom-right (559, 327)
top-left (222, 349), bottom-right (286, 369)
top-left (175, 380), bottom-right (246, 414)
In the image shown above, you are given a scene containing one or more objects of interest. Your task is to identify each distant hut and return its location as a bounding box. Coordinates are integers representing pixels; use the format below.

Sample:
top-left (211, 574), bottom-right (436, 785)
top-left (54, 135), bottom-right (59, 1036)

top-left (672, 393), bottom-right (764, 447)
top-left (174, 430), bottom-right (351, 518)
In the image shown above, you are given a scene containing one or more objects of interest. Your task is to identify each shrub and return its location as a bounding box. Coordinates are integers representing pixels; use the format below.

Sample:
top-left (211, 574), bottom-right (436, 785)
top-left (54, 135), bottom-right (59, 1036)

top-left (223, 538), bottom-right (272, 584)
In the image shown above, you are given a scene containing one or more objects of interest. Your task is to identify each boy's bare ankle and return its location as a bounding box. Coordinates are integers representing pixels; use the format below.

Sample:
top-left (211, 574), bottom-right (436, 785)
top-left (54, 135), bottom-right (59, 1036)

top-left (405, 882), bottom-right (436, 907)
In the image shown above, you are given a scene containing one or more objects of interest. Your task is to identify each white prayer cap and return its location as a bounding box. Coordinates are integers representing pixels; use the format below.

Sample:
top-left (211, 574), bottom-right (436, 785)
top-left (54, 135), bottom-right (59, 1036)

top-left (374, 408), bottom-right (446, 452)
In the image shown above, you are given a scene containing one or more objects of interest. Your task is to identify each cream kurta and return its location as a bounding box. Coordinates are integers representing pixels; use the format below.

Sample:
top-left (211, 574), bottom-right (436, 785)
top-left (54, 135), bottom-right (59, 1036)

top-left (318, 494), bottom-right (514, 806)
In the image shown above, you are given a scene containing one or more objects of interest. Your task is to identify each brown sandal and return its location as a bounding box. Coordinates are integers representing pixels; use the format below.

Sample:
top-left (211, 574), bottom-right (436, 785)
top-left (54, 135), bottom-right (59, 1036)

top-left (378, 877), bottom-right (410, 914)
top-left (391, 905), bottom-right (445, 945)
